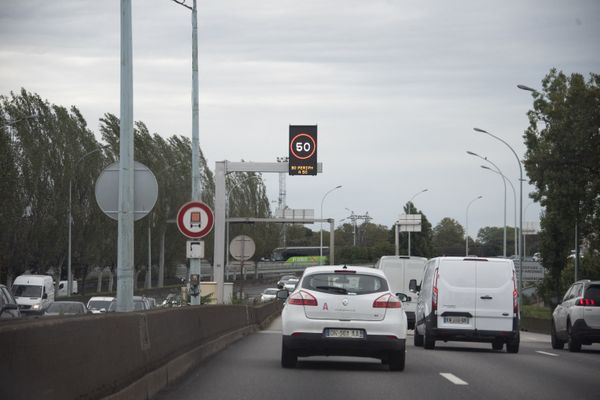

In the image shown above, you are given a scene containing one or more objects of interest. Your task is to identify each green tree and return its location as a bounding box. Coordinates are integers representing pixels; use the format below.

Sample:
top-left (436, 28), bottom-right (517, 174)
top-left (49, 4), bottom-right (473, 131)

top-left (432, 218), bottom-right (465, 256)
top-left (523, 69), bottom-right (600, 300)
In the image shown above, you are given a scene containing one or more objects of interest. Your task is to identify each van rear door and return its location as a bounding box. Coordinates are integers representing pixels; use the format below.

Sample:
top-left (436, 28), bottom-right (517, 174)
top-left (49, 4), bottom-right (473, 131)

top-left (437, 259), bottom-right (477, 330)
top-left (475, 259), bottom-right (514, 332)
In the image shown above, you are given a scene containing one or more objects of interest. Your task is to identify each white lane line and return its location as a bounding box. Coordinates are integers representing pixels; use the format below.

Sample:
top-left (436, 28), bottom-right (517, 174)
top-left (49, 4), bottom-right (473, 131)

top-left (440, 373), bottom-right (469, 385)
top-left (536, 351), bottom-right (558, 357)
top-left (258, 330), bottom-right (282, 334)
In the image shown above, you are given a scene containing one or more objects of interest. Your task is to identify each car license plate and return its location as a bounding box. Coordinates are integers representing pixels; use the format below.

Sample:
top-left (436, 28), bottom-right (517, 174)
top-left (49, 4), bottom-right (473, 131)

top-left (325, 328), bottom-right (365, 339)
top-left (443, 316), bottom-right (469, 324)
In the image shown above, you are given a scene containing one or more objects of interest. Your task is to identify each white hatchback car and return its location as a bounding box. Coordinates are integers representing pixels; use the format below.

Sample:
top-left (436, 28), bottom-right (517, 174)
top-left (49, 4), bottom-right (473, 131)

top-left (280, 265), bottom-right (407, 371)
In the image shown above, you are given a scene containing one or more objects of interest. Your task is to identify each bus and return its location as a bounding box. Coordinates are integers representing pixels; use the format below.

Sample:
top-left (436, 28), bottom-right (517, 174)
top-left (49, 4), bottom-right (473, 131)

top-left (271, 246), bottom-right (329, 264)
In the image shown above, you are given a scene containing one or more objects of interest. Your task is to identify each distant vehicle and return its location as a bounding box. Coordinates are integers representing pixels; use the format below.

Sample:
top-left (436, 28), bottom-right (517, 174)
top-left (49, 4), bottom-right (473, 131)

top-left (260, 288), bottom-right (279, 302)
top-left (271, 247), bottom-right (328, 264)
top-left (413, 257), bottom-right (520, 353)
top-left (57, 280), bottom-right (79, 297)
top-left (280, 265), bottom-right (407, 371)
top-left (277, 275), bottom-right (297, 287)
top-left (0, 284), bottom-right (21, 320)
top-left (532, 252), bottom-right (542, 262)
top-left (146, 297), bottom-right (157, 309)
top-left (374, 255), bottom-right (427, 329)
top-left (44, 301), bottom-right (88, 316)
top-left (284, 278), bottom-right (299, 292)
top-left (551, 280), bottom-right (600, 352)
top-left (87, 296), bottom-right (115, 314)
top-left (107, 296), bottom-right (150, 312)
top-left (11, 274), bottom-right (55, 315)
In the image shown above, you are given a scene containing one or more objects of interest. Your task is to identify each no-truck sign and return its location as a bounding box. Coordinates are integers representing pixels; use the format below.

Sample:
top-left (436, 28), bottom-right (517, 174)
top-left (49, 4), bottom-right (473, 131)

top-left (176, 201), bottom-right (214, 239)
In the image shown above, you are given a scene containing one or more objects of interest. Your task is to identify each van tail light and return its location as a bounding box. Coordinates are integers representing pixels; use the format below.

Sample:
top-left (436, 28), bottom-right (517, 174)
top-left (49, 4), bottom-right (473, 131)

top-left (512, 272), bottom-right (519, 314)
top-left (432, 270), bottom-right (439, 312)
top-left (577, 298), bottom-right (596, 306)
top-left (373, 293), bottom-right (402, 308)
top-left (288, 290), bottom-right (318, 306)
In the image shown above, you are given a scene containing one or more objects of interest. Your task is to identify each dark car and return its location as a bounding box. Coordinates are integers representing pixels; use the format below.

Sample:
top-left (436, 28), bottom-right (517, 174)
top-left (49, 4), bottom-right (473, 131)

top-left (0, 284), bottom-right (22, 320)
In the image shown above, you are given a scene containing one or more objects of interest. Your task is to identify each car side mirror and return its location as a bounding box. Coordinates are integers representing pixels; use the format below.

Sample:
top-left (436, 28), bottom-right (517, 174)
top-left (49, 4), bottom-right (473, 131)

top-left (42, 293), bottom-right (48, 300)
top-left (276, 290), bottom-right (289, 301)
top-left (408, 279), bottom-right (418, 293)
top-left (396, 293), bottom-right (411, 302)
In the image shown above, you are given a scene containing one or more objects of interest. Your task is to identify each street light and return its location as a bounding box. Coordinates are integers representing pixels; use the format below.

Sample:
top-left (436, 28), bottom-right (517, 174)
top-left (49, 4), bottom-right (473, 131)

top-left (481, 165), bottom-right (518, 256)
top-left (473, 127), bottom-right (524, 308)
top-left (465, 195), bottom-right (483, 255)
top-left (404, 189), bottom-right (428, 256)
top-left (67, 145), bottom-right (108, 296)
top-left (467, 150), bottom-right (507, 257)
top-left (320, 186), bottom-right (343, 262)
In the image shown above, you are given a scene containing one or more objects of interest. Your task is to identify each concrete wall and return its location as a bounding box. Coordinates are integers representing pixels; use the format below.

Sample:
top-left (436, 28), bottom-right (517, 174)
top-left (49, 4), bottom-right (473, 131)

top-left (0, 302), bottom-right (281, 400)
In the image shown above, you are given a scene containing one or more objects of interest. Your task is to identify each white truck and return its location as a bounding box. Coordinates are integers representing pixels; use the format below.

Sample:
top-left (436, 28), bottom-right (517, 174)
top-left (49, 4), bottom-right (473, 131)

top-left (374, 256), bottom-right (427, 329)
top-left (11, 274), bottom-right (55, 315)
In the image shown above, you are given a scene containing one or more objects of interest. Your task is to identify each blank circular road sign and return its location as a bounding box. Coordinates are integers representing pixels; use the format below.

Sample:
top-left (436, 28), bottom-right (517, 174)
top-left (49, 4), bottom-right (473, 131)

top-left (229, 235), bottom-right (256, 261)
top-left (95, 161), bottom-right (158, 221)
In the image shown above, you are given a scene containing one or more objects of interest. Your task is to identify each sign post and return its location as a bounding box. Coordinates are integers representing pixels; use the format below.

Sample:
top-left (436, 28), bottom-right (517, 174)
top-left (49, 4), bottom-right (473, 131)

top-left (177, 201), bottom-right (214, 303)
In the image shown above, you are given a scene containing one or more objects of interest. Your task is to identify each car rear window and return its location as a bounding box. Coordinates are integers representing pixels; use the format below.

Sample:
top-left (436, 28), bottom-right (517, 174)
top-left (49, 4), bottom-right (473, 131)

top-left (585, 285), bottom-right (600, 302)
top-left (302, 273), bottom-right (388, 295)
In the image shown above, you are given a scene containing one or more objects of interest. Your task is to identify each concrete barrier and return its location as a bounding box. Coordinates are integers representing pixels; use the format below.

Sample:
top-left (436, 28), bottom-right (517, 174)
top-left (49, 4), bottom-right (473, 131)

top-left (0, 301), bottom-right (282, 400)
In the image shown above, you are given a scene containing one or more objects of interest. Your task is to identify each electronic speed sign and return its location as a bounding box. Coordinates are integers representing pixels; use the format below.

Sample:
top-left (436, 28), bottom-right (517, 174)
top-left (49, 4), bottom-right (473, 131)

top-left (289, 125), bottom-right (318, 175)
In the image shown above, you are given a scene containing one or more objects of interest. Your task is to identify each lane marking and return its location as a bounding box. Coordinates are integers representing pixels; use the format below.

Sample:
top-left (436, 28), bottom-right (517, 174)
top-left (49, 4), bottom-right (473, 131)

top-left (440, 373), bottom-right (469, 385)
top-left (258, 330), bottom-right (282, 334)
top-left (536, 351), bottom-right (558, 357)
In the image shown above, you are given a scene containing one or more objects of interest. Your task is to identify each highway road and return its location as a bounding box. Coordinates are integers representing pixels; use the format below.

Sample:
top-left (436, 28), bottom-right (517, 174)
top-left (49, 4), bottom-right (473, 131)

top-left (156, 317), bottom-right (600, 400)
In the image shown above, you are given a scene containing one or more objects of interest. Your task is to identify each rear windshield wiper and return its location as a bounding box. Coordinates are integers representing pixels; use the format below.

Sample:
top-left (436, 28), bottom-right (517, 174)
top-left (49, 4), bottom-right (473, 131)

top-left (315, 286), bottom-right (348, 294)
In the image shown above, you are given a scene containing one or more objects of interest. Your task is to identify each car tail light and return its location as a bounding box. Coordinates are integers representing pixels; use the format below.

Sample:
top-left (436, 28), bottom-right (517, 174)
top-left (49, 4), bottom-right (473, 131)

top-left (373, 293), bottom-right (401, 308)
top-left (577, 298), bottom-right (597, 306)
top-left (288, 290), bottom-right (318, 306)
top-left (432, 270), bottom-right (439, 312)
top-left (512, 271), bottom-right (519, 314)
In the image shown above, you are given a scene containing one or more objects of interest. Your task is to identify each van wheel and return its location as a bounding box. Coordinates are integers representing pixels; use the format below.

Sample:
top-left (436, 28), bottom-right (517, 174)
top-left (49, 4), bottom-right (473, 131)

top-left (492, 340), bottom-right (504, 351)
top-left (567, 322), bottom-right (581, 352)
top-left (550, 320), bottom-right (565, 350)
top-left (414, 328), bottom-right (424, 347)
top-left (424, 327), bottom-right (435, 350)
top-left (506, 333), bottom-right (519, 353)
top-left (281, 341), bottom-right (297, 368)
top-left (388, 345), bottom-right (406, 371)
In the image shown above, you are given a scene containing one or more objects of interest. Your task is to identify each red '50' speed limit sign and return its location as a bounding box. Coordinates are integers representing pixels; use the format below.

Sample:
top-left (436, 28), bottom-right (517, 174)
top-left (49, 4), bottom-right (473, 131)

top-left (289, 125), bottom-right (317, 175)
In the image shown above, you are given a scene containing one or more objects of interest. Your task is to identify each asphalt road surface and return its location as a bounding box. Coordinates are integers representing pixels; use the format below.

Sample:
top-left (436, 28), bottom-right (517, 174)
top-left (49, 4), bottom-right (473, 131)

top-left (156, 317), bottom-right (600, 400)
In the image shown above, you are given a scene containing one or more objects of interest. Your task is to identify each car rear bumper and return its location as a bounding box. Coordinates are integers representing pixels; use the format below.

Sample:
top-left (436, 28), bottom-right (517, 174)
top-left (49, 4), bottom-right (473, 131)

top-left (426, 313), bottom-right (519, 342)
top-left (283, 333), bottom-right (405, 358)
top-left (571, 319), bottom-right (600, 343)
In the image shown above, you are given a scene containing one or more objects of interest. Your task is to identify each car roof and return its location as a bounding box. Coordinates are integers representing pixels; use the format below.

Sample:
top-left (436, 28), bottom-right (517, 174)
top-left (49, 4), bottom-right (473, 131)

top-left (88, 296), bottom-right (115, 301)
top-left (302, 265), bottom-right (385, 277)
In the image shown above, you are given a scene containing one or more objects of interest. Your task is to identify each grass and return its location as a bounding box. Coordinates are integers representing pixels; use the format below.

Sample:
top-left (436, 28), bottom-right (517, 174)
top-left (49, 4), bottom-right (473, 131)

top-left (522, 305), bottom-right (552, 320)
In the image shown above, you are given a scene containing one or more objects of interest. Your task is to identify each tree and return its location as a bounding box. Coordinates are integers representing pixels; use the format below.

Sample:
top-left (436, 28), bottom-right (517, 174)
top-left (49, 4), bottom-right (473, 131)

top-left (432, 218), bottom-right (465, 256)
top-left (523, 69), bottom-right (600, 300)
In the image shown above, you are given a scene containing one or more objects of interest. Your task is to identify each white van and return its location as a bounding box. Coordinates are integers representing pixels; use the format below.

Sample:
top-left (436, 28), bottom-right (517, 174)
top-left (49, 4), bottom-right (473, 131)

top-left (57, 280), bottom-right (79, 297)
top-left (11, 274), bottom-right (55, 315)
top-left (374, 256), bottom-right (427, 329)
top-left (413, 257), bottom-right (520, 353)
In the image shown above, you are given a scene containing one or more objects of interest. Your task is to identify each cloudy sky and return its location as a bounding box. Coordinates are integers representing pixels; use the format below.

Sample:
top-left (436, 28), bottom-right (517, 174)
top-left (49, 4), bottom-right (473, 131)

top-left (1, 0), bottom-right (599, 240)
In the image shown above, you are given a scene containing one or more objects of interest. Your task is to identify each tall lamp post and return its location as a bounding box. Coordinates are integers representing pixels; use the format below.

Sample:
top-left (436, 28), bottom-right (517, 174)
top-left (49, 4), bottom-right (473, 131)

top-left (473, 127), bottom-right (523, 308)
top-left (465, 195), bottom-right (483, 256)
top-left (481, 165), bottom-right (518, 256)
top-left (467, 151), bottom-right (507, 257)
top-left (406, 189), bottom-right (428, 256)
top-left (320, 186), bottom-right (342, 262)
top-left (68, 146), bottom-right (107, 296)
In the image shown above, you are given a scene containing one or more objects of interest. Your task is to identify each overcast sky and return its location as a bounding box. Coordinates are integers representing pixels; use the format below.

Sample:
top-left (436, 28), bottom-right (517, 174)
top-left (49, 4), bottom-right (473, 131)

top-left (1, 0), bottom-right (599, 241)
